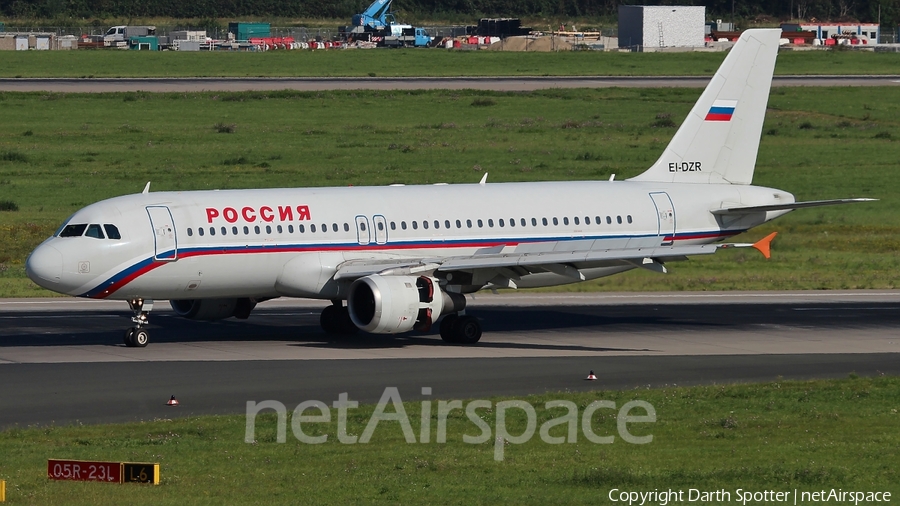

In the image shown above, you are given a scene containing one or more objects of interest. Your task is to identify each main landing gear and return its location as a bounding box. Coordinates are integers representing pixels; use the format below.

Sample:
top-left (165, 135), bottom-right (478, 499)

top-left (439, 313), bottom-right (482, 344)
top-left (320, 301), bottom-right (359, 335)
top-left (124, 298), bottom-right (153, 348)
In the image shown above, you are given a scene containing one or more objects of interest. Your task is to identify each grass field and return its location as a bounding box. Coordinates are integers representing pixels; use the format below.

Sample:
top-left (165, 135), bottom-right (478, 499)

top-left (0, 85), bottom-right (897, 297)
top-left (0, 49), bottom-right (898, 78)
top-left (0, 376), bottom-right (897, 504)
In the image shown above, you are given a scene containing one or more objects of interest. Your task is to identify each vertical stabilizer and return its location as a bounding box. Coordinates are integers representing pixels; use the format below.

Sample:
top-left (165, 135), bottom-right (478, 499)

top-left (629, 29), bottom-right (780, 185)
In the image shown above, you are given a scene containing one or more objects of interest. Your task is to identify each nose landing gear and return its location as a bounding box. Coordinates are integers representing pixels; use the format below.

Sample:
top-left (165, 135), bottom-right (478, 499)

top-left (124, 298), bottom-right (153, 347)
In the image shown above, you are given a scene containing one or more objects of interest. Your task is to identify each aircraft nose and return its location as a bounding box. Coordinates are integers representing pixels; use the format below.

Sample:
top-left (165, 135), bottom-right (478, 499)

top-left (26, 244), bottom-right (63, 289)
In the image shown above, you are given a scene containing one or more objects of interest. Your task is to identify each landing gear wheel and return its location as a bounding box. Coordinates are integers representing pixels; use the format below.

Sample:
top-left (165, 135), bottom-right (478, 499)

top-left (124, 298), bottom-right (153, 348)
top-left (337, 306), bottom-right (359, 335)
top-left (133, 329), bottom-right (149, 347)
top-left (439, 315), bottom-right (459, 343)
top-left (321, 304), bottom-right (359, 335)
top-left (320, 305), bottom-right (340, 334)
top-left (124, 327), bottom-right (136, 346)
top-left (454, 315), bottom-right (482, 345)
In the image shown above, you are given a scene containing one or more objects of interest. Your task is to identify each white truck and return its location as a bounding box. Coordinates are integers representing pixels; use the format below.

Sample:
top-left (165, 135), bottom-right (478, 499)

top-left (103, 25), bottom-right (156, 47)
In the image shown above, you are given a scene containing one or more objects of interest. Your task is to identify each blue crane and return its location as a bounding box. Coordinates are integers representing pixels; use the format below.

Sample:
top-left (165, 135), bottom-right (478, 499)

top-left (352, 0), bottom-right (396, 30)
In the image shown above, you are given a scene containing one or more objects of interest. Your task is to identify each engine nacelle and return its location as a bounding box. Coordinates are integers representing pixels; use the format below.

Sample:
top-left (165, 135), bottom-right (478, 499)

top-left (169, 298), bottom-right (257, 321)
top-left (347, 275), bottom-right (465, 334)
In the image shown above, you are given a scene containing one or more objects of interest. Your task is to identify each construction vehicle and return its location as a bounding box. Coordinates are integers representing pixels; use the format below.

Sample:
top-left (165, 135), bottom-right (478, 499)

top-left (341, 0), bottom-right (433, 47)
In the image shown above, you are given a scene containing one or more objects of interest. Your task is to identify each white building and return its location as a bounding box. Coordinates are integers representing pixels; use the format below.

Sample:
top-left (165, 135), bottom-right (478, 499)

top-left (618, 5), bottom-right (705, 50)
top-left (795, 23), bottom-right (879, 45)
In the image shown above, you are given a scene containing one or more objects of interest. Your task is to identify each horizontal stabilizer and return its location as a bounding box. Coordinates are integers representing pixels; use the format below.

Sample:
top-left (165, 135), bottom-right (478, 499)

top-left (711, 198), bottom-right (877, 215)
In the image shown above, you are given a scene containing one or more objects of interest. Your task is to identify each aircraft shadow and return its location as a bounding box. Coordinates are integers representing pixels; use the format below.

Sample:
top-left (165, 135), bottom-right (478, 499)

top-left (1, 302), bottom-right (898, 350)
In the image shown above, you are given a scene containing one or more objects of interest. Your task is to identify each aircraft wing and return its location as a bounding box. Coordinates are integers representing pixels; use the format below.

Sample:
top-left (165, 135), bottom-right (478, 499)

top-left (711, 198), bottom-right (876, 215)
top-left (332, 238), bottom-right (773, 282)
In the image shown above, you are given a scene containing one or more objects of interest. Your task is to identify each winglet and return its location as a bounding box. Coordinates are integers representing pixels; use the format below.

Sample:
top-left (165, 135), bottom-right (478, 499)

top-left (752, 232), bottom-right (777, 259)
top-left (142, 181), bottom-right (151, 194)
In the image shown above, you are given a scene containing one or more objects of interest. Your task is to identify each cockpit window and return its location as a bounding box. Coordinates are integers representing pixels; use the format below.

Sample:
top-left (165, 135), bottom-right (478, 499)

top-left (104, 224), bottom-right (121, 240)
top-left (59, 224), bottom-right (87, 237)
top-left (85, 224), bottom-right (105, 239)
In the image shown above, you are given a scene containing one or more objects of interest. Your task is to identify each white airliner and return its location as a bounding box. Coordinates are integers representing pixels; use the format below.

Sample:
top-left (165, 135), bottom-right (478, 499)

top-left (26, 29), bottom-right (872, 347)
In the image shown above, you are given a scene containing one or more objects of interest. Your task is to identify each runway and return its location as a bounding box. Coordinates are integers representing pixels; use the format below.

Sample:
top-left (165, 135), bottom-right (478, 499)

top-left (1, 291), bottom-right (898, 428)
top-left (0, 75), bottom-right (897, 92)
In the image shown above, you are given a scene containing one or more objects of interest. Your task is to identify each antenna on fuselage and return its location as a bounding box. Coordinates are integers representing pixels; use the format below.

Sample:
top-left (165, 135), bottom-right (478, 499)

top-left (142, 181), bottom-right (151, 194)
top-left (479, 173), bottom-right (488, 186)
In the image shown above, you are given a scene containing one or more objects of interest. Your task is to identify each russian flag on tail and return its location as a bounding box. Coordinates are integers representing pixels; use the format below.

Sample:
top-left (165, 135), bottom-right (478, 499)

top-left (705, 99), bottom-right (737, 121)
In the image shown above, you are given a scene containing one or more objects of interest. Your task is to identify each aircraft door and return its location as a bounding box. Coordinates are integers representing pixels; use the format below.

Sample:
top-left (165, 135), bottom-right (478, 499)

top-left (355, 215), bottom-right (370, 245)
top-left (373, 215), bottom-right (388, 245)
top-left (146, 206), bottom-right (178, 261)
top-left (649, 192), bottom-right (675, 246)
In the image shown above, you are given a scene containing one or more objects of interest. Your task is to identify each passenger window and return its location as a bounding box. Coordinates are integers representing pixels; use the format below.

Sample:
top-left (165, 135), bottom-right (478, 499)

top-left (266, 225), bottom-right (272, 234)
top-left (288, 225), bottom-right (294, 233)
top-left (244, 226), bottom-right (250, 235)
top-left (532, 218), bottom-right (537, 226)
top-left (574, 217), bottom-right (579, 225)
top-left (84, 224), bottom-right (105, 239)
top-left (233, 226), bottom-right (238, 235)
top-left (377, 222), bottom-right (384, 231)
top-left (617, 216), bottom-right (622, 224)
top-left (59, 224), bottom-right (87, 237)
top-left (255, 225), bottom-right (261, 234)
top-left (104, 224), bottom-right (121, 239)
top-left (456, 220), bottom-right (462, 229)
top-left (360, 223), bottom-right (366, 231)
top-left (344, 223), bottom-right (350, 232)
top-left (499, 219), bottom-right (505, 227)
top-left (542, 218), bottom-right (548, 226)
top-left (445, 220), bottom-right (451, 229)
top-left (277, 225), bottom-right (283, 233)
top-left (209, 227), bottom-right (215, 236)
top-left (627, 215), bottom-right (633, 224)
top-left (310, 224), bottom-right (317, 233)
top-left (322, 224), bottom-right (328, 233)
top-left (521, 218), bottom-right (526, 227)
top-left (412, 221), bottom-right (418, 230)
top-left (332, 223), bottom-right (338, 232)
top-left (606, 216), bottom-right (612, 224)
top-left (488, 219), bottom-right (494, 227)
top-left (390, 222), bottom-right (396, 230)
top-left (477, 219), bottom-right (483, 228)
top-left (434, 220), bottom-right (439, 229)
top-left (199, 228), bottom-right (205, 236)
top-left (552, 217), bottom-right (559, 226)
top-left (466, 219), bottom-right (472, 228)
top-left (187, 228), bottom-right (193, 237)
top-left (595, 216), bottom-right (601, 225)
top-left (299, 224), bottom-right (305, 233)
top-left (423, 221), bottom-right (429, 229)
top-left (564, 217), bottom-right (570, 226)
top-left (221, 227), bottom-right (227, 236)
top-left (585, 216), bottom-right (591, 225)
top-left (401, 221), bottom-right (407, 230)
top-left (509, 218), bottom-right (514, 227)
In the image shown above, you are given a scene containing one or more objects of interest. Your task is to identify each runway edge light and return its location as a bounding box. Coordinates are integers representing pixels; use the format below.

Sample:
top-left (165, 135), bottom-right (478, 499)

top-left (585, 370), bottom-right (598, 380)
top-left (166, 395), bottom-right (179, 406)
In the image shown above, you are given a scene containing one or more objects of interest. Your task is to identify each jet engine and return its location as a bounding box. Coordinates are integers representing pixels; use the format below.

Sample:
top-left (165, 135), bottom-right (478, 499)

top-left (347, 275), bottom-right (465, 334)
top-left (169, 298), bottom-right (257, 320)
